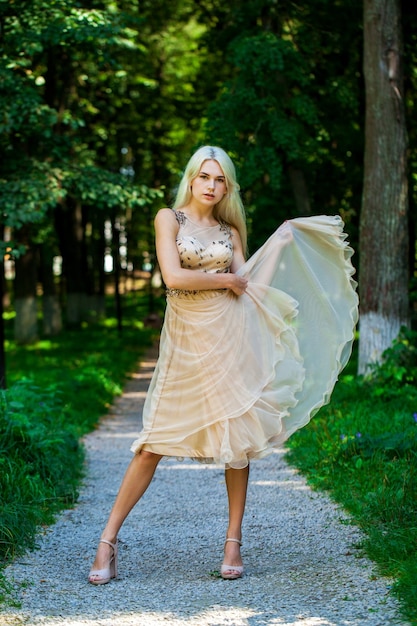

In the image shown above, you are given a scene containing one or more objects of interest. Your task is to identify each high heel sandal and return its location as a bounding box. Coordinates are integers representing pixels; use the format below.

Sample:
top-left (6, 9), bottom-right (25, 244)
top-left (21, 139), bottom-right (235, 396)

top-left (221, 538), bottom-right (244, 580)
top-left (88, 539), bottom-right (118, 585)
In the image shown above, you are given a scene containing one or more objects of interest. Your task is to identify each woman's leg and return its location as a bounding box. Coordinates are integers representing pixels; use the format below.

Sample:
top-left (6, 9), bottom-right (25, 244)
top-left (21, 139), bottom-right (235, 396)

top-left (90, 450), bottom-right (162, 572)
top-left (223, 465), bottom-right (249, 568)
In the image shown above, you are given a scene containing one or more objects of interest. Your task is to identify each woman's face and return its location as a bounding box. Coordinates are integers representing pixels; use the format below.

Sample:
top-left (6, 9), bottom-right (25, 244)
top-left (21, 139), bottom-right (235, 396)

top-left (190, 160), bottom-right (227, 207)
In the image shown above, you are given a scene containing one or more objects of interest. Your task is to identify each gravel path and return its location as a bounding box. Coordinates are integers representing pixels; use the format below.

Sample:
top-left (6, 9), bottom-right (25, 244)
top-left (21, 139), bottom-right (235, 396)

top-left (1, 347), bottom-right (409, 626)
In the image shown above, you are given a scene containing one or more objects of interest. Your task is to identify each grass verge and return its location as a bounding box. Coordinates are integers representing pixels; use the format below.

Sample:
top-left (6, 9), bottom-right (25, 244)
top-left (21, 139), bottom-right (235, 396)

top-left (0, 292), bottom-right (160, 602)
top-left (285, 328), bottom-right (417, 624)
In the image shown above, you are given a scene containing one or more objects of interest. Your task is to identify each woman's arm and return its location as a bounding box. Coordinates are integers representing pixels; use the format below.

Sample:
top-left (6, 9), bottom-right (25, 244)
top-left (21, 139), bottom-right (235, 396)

top-left (229, 226), bottom-right (246, 273)
top-left (154, 209), bottom-right (248, 295)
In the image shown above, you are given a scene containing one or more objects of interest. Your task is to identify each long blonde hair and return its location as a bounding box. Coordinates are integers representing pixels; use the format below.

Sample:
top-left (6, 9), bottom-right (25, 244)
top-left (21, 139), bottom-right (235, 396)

top-left (172, 146), bottom-right (247, 255)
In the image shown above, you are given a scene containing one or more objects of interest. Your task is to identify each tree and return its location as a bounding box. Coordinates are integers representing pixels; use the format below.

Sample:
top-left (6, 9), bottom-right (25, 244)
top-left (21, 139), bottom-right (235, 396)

top-left (203, 0), bottom-right (363, 250)
top-left (358, 0), bottom-right (409, 373)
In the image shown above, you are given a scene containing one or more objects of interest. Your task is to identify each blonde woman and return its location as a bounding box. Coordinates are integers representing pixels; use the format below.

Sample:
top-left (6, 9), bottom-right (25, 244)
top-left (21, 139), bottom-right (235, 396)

top-left (89, 146), bottom-right (358, 584)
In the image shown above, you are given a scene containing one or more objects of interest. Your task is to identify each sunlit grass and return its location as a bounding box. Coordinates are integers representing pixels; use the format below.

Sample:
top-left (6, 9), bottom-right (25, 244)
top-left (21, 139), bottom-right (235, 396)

top-left (0, 291), bottom-right (161, 603)
top-left (286, 330), bottom-right (417, 623)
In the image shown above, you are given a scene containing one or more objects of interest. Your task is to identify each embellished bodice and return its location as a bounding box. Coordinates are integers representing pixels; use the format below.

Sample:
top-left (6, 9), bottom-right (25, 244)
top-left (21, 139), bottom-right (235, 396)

top-left (166, 210), bottom-right (233, 297)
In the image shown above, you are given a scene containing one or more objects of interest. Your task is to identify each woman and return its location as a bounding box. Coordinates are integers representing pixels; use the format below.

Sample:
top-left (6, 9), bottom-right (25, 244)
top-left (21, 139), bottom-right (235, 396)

top-left (88, 146), bottom-right (358, 585)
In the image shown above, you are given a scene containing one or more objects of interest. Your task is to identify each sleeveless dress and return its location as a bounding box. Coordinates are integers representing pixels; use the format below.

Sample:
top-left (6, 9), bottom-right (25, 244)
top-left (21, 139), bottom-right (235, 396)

top-left (131, 210), bottom-right (359, 469)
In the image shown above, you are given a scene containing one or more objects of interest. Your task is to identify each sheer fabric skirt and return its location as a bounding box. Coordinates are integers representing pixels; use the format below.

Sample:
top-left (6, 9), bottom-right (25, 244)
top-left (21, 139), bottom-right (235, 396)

top-left (131, 215), bottom-right (359, 469)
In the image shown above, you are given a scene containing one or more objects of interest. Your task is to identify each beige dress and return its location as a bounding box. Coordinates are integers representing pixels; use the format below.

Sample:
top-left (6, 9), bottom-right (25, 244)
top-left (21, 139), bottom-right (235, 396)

top-left (131, 210), bottom-right (359, 469)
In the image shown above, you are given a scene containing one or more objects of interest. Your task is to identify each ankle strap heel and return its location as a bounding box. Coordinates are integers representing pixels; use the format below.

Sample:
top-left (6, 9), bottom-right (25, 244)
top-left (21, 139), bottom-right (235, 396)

top-left (221, 538), bottom-right (244, 580)
top-left (224, 538), bottom-right (242, 546)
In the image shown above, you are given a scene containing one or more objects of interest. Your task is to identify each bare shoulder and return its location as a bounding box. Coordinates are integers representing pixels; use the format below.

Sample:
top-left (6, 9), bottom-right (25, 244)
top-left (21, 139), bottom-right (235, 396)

top-left (230, 225), bottom-right (243, 246)
top-left (154, 208), bottom-right (178, 231)
top-left (154, 207), bottom-right (176, 223)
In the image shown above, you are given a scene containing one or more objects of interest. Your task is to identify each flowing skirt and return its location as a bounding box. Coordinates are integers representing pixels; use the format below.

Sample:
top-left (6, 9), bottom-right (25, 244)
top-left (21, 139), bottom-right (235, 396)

top-left (131, 215), bottom-right (359, 468)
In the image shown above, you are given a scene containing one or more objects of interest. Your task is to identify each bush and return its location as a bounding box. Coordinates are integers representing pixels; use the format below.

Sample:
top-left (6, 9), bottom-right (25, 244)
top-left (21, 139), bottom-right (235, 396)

top-left (0, 381), bottom-right (83, 562)
top-left (367, 326), bottom-right (417, 397)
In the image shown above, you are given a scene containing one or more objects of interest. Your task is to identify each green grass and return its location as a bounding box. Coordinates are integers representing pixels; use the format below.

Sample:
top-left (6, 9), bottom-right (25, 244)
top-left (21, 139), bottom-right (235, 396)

top-left (285, 328), bottom-right (417, 624)
top-left (0, 291), bottom-right (161, 600)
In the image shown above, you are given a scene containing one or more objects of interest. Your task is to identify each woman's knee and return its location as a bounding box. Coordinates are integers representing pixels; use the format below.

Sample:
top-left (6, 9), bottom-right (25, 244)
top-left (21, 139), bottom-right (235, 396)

top-left (137, 450), bottom-right (163, 465)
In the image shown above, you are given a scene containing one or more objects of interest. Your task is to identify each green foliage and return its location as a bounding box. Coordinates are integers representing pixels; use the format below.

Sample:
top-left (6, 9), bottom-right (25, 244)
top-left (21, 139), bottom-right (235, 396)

top-left (286, 335), bottom-right (417, 623)
top-left (0, 161), bottom-right (64, 229)
top-left (208, 29), bottom-right (318, 183)
top-left (204, 0), bottom-right (363, 250)
top-left (0, 64), bottom-right (57, 137)
top-left (65, 166), bottom-right (162, 210)
top-left (366, 327), bottom-right (417, 397)
top-left (0, 0), bottom-right (213, 276)
top-left (0, 381), bottom-right (83, 562)
top-left (0, 0), bottom-right (160, 257)
top-left (0, 292), bottom-right (157, 572)
top-left (215, 30), bottom-right (319, 176)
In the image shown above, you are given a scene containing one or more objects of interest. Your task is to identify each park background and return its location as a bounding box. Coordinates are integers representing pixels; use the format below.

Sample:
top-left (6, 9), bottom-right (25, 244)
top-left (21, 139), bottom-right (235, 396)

top-left (1, 0), bottom-right (417, 622)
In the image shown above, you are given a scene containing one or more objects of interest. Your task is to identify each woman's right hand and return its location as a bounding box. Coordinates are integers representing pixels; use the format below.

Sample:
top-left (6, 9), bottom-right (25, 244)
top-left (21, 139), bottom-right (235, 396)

top-left (228, 274), bottom-right (248, 296)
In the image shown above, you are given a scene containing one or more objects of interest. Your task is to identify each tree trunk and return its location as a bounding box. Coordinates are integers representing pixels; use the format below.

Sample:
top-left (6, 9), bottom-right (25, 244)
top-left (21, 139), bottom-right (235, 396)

top-left (0, 222), bottom-right (6, 388)
top-left (94, 215), bottom-right (106, 319)
top-left (358, 0), bottom-right (409, 374)
top-left (55, 199), bottom-right (86, 325)
top-left (288, 166), bottom-right (312, 216)
top-left (14, 229), bottom-right (38, 344)
top-left (111, 213), bottom-right (123, 334)
top-left (40, 242), bottom-right (62, 336)
top-left (0, 262), bottom-right (6, 388)
top-left (83, 207), bottom-right (106, 322)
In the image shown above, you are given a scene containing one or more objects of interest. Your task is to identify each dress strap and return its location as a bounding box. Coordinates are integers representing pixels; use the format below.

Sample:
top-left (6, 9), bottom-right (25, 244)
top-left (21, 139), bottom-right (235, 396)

top-left (218, 220), bottom-right (232, 236)
top-left (174, 210), bottom-right (186, 225)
